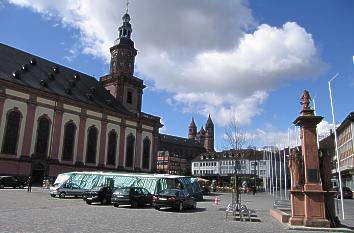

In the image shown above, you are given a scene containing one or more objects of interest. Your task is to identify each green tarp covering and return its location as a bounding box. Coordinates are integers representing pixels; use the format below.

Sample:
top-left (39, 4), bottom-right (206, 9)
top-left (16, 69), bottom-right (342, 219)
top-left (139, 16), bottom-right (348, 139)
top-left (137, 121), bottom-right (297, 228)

top-left (55, 172), bottom-right (202, 196)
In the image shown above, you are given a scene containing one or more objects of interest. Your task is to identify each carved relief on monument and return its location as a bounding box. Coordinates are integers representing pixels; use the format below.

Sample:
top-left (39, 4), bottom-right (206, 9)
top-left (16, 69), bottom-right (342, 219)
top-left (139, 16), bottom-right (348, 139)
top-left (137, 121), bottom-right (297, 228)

top-left (289, 148), bottom-right (304, 189)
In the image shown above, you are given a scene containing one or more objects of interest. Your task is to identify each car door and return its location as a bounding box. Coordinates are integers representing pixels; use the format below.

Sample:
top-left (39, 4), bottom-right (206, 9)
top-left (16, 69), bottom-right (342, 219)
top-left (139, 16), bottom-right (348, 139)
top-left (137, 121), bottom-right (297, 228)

top-left (71, 184), bottom-right (81, 196)
top-left (141, 188), bottom-right (152, 204)
top-left (9, 177), bottom-right (17, 187)
top-left (182, 190), bottom-right (193, 206)
top-left (133, 188), bottom-right (143, 204)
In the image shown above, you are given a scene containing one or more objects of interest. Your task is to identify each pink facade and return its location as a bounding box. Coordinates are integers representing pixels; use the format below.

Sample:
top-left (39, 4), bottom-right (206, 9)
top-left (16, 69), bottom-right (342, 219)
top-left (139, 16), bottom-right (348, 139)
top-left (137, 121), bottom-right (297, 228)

top-left (20, 100), bottom-right (36, 157)
top-left (118, 124), bottom-right (126, 168)
top-left (75, 110), bottom-right (87, 164)
top-left (134, 128), bottom-right (142, 169)
top-left (99, 118), bottom-right (108, 166)
top-left (50, 104), bottom-right (63, 160)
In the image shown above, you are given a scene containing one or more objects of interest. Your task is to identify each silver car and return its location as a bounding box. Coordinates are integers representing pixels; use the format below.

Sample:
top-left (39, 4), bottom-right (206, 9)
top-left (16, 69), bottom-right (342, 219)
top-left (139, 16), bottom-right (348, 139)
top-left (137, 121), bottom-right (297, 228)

top-left (50, 183), bottom-right (85, 198)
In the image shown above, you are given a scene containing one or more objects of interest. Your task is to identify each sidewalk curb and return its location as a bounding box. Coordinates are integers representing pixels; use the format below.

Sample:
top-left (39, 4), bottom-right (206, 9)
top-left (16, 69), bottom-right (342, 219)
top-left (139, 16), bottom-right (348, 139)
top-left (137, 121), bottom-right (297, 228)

top-left (286, 223), bottom-right (354, 232)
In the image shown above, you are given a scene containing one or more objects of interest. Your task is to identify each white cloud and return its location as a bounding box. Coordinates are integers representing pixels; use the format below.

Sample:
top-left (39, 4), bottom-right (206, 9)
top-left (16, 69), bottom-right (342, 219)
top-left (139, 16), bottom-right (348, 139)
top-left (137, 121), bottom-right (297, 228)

top-left (8, 0), bottom-right (327, 127)
top-left (317, 120), bottom-right (334, 140)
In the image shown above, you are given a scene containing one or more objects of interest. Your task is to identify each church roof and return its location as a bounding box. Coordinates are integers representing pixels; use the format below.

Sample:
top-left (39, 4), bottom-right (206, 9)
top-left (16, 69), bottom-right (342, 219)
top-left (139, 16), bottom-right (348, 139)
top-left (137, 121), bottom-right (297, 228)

top-left (0, 43), bottom-right (133, 115)
top-left (159, 133), bottom-right (204, 148)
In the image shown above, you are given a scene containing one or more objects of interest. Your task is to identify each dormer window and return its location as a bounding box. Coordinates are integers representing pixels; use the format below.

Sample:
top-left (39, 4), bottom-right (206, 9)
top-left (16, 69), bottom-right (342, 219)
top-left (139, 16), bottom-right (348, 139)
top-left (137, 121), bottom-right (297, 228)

top-left (127, 91), bottom-right (132, 104)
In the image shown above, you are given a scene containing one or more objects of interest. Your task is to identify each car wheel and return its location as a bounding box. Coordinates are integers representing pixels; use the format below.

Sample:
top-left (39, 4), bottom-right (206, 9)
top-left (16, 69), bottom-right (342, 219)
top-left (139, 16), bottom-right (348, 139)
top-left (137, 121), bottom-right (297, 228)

top-left (0, 184), bottom-right (4, 189)
top-left (178, 202), bottom-right (183, 212)
top-left (114, 203), bottom-right (119, 207)
top-left (19, 184), bottom-right (24, 189)
top-left (155, 206), bottom-right (160, 210)
top-left (132, 201), bottom-right (139, 208)
top-left (86, 200), bottom-right (92, 205)
top-left (59, 192), bottom-right (66, 198)
top-left (101, 198), bottom-right (107, 205)
top-left (74, 195), bottom-right (78, 198)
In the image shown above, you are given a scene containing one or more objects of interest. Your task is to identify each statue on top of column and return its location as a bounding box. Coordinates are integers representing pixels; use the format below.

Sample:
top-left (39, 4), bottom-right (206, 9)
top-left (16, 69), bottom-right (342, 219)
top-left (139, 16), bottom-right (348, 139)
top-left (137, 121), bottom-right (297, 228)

top-left (300, 90), bottom-right (311, 110)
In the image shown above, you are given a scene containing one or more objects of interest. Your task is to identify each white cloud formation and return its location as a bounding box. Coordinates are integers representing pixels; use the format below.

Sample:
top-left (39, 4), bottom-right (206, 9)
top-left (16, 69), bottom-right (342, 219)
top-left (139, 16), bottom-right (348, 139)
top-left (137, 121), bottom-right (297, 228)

top-left (8, 0), bottom-right (327, 126)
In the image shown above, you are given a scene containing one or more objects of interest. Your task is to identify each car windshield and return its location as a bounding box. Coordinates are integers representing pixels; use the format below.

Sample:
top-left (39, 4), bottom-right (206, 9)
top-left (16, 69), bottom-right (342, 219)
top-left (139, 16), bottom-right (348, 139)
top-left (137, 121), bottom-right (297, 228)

top-left (92, 186), bottom-right (105, 191)
top-left (159, 189), bottom-right (179, 196)
top-left (114, 188), bottom-right (130, 195)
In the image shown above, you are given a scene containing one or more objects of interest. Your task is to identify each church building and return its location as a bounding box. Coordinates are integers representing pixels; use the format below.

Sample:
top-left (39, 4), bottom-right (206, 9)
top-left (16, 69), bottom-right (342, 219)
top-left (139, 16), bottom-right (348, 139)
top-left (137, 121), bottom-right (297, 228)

top-left (0, 10), bottom-right (162, 183)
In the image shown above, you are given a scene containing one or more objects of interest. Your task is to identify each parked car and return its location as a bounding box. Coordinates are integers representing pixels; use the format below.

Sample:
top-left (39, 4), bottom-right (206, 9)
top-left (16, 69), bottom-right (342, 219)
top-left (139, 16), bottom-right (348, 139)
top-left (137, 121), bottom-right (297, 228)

top-left (49, 182), bottom-right (85, 198)
top-left (336, 187), bottom-right (353, 199)
top-left (201, 186), bottom-right (211, 195)
top-left (111, 187), bottom-right (153, 208)
top-left (0, 176), bottom-right (26, 189)
top-left (83, 186), bottom-right (114, 205)
top-left (153, 189), bottom-right (197, 211)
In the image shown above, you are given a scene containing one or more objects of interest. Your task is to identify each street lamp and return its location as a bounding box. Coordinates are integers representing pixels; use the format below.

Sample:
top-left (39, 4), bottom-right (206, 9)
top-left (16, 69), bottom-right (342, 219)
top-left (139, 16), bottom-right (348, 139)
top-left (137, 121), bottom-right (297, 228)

top-left (328, 73), bottom-right (345, 220)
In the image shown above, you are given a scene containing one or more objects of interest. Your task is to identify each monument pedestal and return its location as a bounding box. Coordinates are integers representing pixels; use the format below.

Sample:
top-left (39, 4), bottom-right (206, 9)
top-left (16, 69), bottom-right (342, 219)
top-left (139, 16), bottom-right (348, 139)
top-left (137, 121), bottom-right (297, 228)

top-left (303, 190), bottom-right (330, 227)
top-left (289, 189), bottom-right (330, 227)
top-left (289, 190), bottom-right (305, 225)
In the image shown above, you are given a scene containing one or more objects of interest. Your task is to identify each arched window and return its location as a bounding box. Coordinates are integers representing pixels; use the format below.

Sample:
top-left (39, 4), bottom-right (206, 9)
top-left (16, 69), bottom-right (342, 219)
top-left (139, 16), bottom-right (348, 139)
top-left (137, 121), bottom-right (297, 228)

top-left (125, 134), bottom-right (135, 167)
top-left (2, 109), bottom-right (22, 154)
top-left (34, 116), bottom-right (50, 159)
top-left (127, 91), bottom-right (132, 104)
top-left (62, 121), bottom-right (76, 161)
top-left (86, 126), bottom-right (98, 164)
top-left (142, 137), bottom-right (151, 169)
top-left (107, 130), bottom-right (117, 165)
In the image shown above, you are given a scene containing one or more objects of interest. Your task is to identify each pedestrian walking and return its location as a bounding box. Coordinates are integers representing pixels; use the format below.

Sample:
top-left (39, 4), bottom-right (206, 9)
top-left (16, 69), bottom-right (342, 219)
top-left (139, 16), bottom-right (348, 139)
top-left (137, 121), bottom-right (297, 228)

top-left (252, 186), bottom-right (256, 195)
top-left (27, 176), bottom-right (32, 192)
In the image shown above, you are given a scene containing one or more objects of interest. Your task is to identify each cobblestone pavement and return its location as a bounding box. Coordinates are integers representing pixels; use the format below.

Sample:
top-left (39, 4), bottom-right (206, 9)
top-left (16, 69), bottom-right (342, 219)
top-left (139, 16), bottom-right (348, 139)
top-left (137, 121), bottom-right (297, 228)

top-left (0, 187), bottom-right (353, 233)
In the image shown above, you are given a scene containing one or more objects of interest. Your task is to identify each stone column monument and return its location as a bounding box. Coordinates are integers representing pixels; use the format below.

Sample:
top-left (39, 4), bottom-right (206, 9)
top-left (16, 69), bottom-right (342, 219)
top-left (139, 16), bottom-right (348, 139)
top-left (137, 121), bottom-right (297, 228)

top-left (289, 90), bottom-right (330, 227)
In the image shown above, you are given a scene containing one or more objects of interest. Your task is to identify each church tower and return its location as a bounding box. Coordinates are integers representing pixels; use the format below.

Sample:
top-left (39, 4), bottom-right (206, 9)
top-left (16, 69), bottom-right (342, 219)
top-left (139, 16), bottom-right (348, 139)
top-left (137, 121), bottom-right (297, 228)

top-left (188, 117), bottom-right (197, 140)
top-left (204, 115), bottom-right (214, 152)
top-left (100, 5), bottom-right (145, 113)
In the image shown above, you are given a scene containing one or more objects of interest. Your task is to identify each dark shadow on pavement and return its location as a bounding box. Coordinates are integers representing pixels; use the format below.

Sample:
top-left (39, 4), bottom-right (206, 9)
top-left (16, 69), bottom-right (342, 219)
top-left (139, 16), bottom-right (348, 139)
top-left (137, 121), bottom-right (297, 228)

top-left (154, 207), bottom-right (206, 213)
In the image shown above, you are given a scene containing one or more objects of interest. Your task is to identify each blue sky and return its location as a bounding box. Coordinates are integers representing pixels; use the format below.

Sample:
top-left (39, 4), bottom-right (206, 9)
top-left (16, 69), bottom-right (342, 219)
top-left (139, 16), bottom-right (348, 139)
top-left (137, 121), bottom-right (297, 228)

top-left (0, 0), bottom-right (353, 150)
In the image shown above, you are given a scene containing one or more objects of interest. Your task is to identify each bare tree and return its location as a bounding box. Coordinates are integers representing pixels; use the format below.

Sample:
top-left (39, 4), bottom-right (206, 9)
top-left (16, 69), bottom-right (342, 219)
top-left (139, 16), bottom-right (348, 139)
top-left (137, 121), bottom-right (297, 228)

top-left (223, 115), bottom-right (252, 206)
top-left (224, 116), bottom-right (248, 151)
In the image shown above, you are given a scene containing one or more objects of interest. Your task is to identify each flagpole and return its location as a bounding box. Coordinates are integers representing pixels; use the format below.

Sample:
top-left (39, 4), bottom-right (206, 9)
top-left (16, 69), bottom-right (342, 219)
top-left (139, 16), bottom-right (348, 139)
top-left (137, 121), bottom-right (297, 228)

top-left (275, 147), bottom-right (278, 197)
top-left (270, 148), bottom-right (274, 196)
top-left (279, 147), bottom-right (282, 199)
top-left (328, 73), bottom-right (345, 220)
top-left (283, 146), bottom-right (287, 199)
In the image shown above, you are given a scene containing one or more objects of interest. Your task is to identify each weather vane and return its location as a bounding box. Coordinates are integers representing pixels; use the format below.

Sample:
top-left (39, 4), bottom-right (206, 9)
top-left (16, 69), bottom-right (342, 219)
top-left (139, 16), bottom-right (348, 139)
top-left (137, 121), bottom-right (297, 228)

top-left (126, 0), bottom-right (129, 14)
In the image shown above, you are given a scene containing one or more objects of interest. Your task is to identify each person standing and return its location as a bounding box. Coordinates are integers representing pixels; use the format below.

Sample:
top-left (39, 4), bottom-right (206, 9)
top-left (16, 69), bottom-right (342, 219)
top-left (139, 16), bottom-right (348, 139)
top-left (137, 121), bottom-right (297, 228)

top-left (27, 176), bottom-right (32, 192)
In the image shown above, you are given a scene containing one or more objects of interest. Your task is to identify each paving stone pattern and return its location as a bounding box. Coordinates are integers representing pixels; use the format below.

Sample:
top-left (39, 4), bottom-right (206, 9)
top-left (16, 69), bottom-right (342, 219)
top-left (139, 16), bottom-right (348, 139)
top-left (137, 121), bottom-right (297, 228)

top-left (0, 187), bottom-right (352, 233)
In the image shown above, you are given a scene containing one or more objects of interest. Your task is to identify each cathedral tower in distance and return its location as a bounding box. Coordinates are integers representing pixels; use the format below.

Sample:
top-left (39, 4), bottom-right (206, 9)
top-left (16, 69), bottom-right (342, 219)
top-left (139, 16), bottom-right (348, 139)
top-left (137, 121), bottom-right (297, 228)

top-left (188, 116), bottom-right (214, 152)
